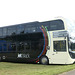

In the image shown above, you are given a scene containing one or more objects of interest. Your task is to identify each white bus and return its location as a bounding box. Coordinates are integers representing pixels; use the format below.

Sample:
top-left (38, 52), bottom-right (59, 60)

top-left (0, 17), bottom-right (75, 64)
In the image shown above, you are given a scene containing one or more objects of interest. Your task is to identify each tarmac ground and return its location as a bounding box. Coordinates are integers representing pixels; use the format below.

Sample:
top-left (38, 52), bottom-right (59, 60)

top-left (59, 69), bottom-right (75, 75)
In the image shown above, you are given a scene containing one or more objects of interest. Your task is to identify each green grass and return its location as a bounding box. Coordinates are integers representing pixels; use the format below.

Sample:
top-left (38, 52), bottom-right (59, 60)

top-left (0, 62), bottom-right (75, 75)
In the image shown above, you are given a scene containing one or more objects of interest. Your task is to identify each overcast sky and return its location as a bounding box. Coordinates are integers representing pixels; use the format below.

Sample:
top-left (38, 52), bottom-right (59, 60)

top-left (0, 0), bottom-right (75, 27)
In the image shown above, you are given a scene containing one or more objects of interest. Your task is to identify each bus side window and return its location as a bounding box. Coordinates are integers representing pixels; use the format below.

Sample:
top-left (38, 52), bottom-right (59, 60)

top-left (2, 42), bottom-right (7, 52)
top-left (25, 42), bottom-right (31, 50)
top-left (8, 27), bottom-right (16, 36)
top-left (0, 28), bottom-right (2, 36)
top-left (25, 27), bottom-right (30, 33)
top-left (31, 27), bottom-right (36, 32)
top-left (0, 43), bottom-right (2, 52)
top-left (8, 43), bottom-right (12, 51)
top-left (11, 43), bottom-right (16, 51)
top-left (25, 26), bottom-right (36, 33)
top-left (18, 42), bottom-right (24, 51)
top-left (3, 28), bottom-right (7, 36)
top-left (41, 21), bottom-right (50, 31)
top-left (17, 25), bottom-right (25, 34)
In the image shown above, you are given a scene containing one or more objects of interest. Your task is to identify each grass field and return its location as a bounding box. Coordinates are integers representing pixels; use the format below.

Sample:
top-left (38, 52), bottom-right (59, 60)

top-left (0, 62), bottom-right (75, 75)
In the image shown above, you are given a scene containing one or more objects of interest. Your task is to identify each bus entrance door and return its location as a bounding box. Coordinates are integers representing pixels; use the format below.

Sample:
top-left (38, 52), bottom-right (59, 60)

top-left (51, 40), bottom-right (68, 64)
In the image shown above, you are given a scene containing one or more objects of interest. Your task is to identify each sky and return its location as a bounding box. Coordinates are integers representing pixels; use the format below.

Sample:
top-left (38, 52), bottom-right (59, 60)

top-left (0, 0), bottom-right (75, 27)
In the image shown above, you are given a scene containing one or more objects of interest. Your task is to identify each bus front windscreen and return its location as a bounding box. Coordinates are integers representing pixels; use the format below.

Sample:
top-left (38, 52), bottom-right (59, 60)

top-left (69, 41), bottom-right (75, 58)
top-left (70, 43), bottom-right (75, 51)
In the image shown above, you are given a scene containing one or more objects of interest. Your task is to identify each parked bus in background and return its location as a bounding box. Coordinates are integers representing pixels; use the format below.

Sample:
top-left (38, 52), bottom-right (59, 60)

top-left (0, 17), bottom-right (75, 65)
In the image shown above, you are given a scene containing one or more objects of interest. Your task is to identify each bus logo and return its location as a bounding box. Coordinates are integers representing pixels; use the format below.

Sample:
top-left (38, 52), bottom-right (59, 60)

top-left (17, 53), bottom-right (30, 58)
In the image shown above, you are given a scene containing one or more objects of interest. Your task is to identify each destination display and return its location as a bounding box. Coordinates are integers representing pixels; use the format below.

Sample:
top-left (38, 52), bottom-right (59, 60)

top-left (53, 31), bottom-right (68, 38)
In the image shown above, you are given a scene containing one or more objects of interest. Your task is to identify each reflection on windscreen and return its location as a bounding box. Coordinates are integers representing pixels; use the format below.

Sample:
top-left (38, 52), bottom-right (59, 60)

top-left (69, 42), bottom-right (75, 58)
top-left (70, 43), bottom-right (75, 51)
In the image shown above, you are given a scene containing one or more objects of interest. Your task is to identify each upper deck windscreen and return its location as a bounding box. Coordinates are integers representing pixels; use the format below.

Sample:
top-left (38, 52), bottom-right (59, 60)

top-left (41, 19), bottom-right (65, 31)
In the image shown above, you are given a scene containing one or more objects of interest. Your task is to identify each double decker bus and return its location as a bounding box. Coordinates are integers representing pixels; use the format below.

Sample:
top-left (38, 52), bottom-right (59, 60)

top-left (0, 17), bottom-right (75, 64)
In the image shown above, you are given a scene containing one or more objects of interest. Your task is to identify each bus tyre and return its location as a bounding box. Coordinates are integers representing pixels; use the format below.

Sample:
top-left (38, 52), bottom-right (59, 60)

top-left (40, 56), bottom-right (49, 65)
top-left (0, 57), bottom-right (1, 62)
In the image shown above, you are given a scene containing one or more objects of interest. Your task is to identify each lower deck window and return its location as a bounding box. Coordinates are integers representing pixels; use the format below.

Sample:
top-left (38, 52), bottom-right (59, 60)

top-left (53, 40), bottom-right (66, 51)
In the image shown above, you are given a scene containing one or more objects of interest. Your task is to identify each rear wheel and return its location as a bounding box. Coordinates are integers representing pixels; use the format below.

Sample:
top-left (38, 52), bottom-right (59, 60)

top-left (0, 57), bottom-right (1, 62)
top-left (39, 56), bottom-right (49, 65)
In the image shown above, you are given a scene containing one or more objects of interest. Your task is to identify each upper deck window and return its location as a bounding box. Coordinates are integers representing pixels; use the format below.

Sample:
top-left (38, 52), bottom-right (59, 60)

top-left (8, 26), bottom-right (17, 36)
top-left (25, 25), bottom-right (36, 33)
top-left (17, 25), bottom-right (25, 34)
top-left (41, 19), bottom-right (64, 31)
top-left (3, 28), bottom-right (7, 36)
top-left (50, 20), bottom-right (64, 31)
top-left (0, 28), bottom-right (2, 36)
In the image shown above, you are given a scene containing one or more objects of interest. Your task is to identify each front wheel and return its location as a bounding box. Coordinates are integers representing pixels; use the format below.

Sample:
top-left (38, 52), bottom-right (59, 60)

top-left (39, 56), bottom-right (49, 65)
